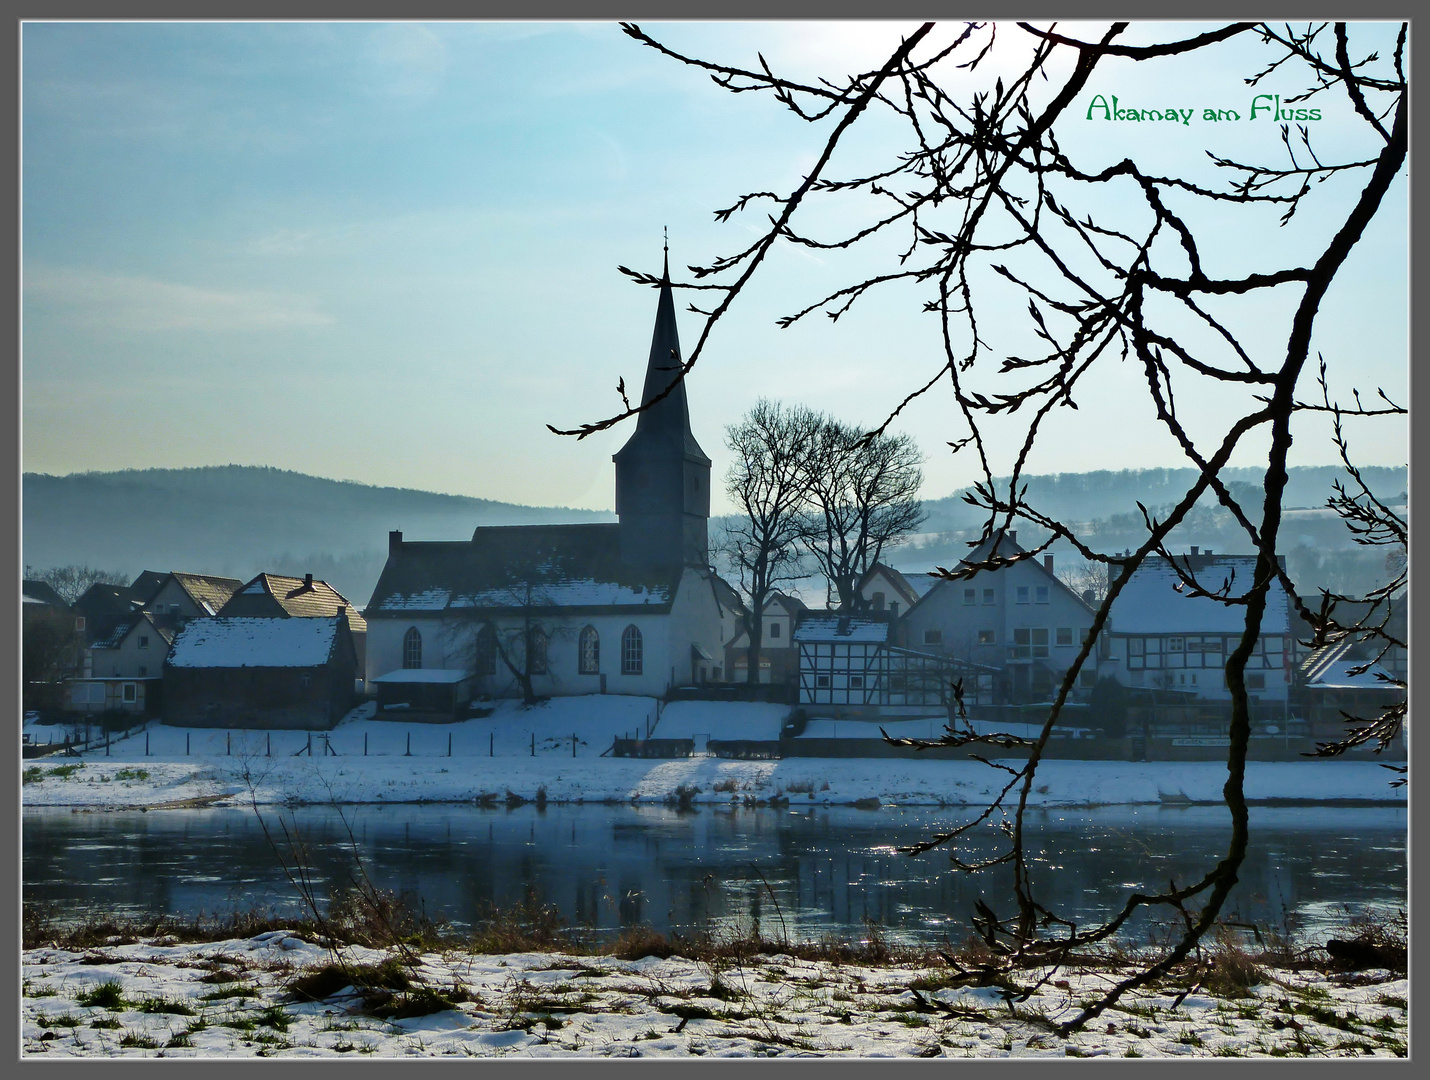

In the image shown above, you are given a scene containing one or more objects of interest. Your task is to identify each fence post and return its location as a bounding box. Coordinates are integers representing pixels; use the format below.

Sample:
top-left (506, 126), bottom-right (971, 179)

top-left (448, 732), bottom-right (452, 757)
top-left (573, 732), bottom-right (577, 758)
top-left (227, 731), bottom-right (231, 756)
top-left (364, 732), bottom-right (368, 756)
top-left (489, 732), bottom-right (493, 757)
top-left (106, 737), bottom-right (110, 757)
top-left (531, 732), bottom-right (535, 757)
top-left (307, 732), bottom-right (312, 757)
top-left (186, 733), bottom-right (190, 756)
top-left (267, 731), bottom-right (271, 757)
top-left (405, 732), bottom-right (411, 757)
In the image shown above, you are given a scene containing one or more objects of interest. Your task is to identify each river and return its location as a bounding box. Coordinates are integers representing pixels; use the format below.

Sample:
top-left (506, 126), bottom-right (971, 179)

top-left (24, 802), bottom-right (1405, 947)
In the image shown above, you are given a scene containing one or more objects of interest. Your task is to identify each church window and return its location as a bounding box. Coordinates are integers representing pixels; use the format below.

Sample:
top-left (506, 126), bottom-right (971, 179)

top-left (579, 626), bottom-right (600, 674)
top-left (403, 627), bottom-right (422, 669)
top-left (622, 625), bottom-right (643, 675)
top-left (475, 624), bottom-right (496, 676)
top-left (528, 628), bottom-right (548, 675)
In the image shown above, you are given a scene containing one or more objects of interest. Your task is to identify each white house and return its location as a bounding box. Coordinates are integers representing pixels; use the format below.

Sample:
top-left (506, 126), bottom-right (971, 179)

top-left (365, 249), bottom-right (732, 704)
top-left (900, 532), bottom-right (1102, 703)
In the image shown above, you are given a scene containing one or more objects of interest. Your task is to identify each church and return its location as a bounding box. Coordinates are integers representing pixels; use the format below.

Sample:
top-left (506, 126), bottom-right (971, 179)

top-left (363, 252), bottom-right (738, 711)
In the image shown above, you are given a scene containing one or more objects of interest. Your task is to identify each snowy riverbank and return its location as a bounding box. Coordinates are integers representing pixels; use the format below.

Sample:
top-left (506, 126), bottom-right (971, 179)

top-left (22, 935), bottom-right (1408, 1058)
top-left (23, 697), bottom-right (1406, 810)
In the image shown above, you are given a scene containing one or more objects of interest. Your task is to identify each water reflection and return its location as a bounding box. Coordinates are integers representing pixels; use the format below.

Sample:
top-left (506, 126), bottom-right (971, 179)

top-left (24, 803), bottom-right (1406, 945)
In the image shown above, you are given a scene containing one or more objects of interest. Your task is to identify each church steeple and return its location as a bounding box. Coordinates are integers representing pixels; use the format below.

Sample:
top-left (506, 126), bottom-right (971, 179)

top-left (612, 242), bottom-right (712, 568)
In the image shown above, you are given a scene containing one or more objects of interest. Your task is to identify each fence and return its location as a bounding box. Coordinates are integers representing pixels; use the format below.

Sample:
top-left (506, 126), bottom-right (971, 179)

top-left (609, 738), bottom-right (695, 759)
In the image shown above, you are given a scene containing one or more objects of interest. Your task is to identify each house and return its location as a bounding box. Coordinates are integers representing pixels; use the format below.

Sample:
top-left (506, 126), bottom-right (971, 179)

top-left (22, 579), bottom-right (69, 613)
top-left (855, 562), bottom-right (925, 619)
top-left (795, 612), bottom-right (995, 719)
top-left (725, 591), bottom-right (807, 686)
top-left (141, 571), bottom-right (245, 628)
top-left (900, 532), bottom-right (1101, 704)
top-left (220, 572), bottom-right (368, 679)
top-left (1292, 637), bottom-right (1405, 750)
top-left (163, 615), bottom-right (359, 729)
top-left (365, 248), bottom-right (731, 704)
top-left (66, 611), bottom-right (175, 717)
top-left (22, 581), bottom-right (82, 710)
top-left (71, 582), bottom-right (145, 648)
top-left (1104, 549), bottom-right (1293, 703)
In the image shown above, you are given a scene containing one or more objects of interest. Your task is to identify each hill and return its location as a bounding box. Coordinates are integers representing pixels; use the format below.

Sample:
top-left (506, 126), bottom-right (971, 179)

top-left (22, 466), bottom-right (614, 606)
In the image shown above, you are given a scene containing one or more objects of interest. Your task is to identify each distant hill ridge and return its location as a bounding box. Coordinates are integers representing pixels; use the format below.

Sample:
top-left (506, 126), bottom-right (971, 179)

top-left (24, 463), bottom-right (1404, 609)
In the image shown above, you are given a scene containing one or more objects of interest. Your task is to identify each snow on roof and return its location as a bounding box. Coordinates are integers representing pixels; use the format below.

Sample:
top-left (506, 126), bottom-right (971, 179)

top-left (794, 614), bottom-right (892, 643)
top-left (1304, 660), bottom-right (1397, 690)
top-left (371, 669), bottom-right (473, 685)
top-left (167, 617), bottom-right (339, 669)
top-left (1109, 555), bottom-right (1290, 635)
top-left (377, 589), bottom-right (453, 612)
top-left (451, 580), bottom-right (671, 609)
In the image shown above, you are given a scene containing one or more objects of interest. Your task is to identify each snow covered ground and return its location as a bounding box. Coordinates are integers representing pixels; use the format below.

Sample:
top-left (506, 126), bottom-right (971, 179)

top-left (22, 936), bottom-right (1407, 1058)
top-left (22, 697), bottom-right (1405, 809)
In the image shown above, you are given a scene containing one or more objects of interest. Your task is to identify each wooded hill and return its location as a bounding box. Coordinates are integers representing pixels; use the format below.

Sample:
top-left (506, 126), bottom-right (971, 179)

top-left (24, 464), bottom-right (1403, 611)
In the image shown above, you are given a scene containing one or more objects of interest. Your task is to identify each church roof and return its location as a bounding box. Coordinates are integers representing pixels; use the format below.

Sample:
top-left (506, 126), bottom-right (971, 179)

top-left (614, 249), bottom-right (710, 466)
top-left (365, 523), bottom-right (686, 618)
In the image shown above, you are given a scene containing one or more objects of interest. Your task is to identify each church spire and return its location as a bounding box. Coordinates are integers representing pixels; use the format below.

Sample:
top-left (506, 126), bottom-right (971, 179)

top-left (634, 236), bottom-right (693, 442)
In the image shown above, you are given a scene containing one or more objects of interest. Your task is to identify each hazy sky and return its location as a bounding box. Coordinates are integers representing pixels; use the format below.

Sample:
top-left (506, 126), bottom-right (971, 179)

top-left (22, 21), bottom-right (1408, 513)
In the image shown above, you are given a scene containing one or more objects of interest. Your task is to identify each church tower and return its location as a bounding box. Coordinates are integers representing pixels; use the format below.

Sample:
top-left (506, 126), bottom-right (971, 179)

top-left (612, 248), bottom-right (712, 568)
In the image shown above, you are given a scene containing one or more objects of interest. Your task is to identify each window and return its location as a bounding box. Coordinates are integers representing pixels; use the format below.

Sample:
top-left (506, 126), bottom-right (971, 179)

top-left (403, 627), bottom-right (422, 669)
top-left (1016, 586), bottom-right (1030, 604)
top-left (849, 674), bottom-right (864, 690)
top-left (977, 629), bottom-right (995, 645)
top-left (300, 672), bottom-right (312, 689)
top-left (1035, 585), bottom-right (1049, 604)
top-left (579, 626), bottom-right (600, 674)
top-left (622, 625), bottom-right (643, 675)
top-left (816, 674), bottom-right (831, 688)
top-left (528, 629), bottom-right (548, 675)
top-left (769, 622), bottom-right (781, 639)
top-left (872, 592), bottom-right (886, 610)
top-left (138, 665), bottom-right (147, 676)
top-left (1031, 628), bottom-right (1049, 658)
top-left (923, 628), bottom-right (943, 645)
top-left (1055, 627), bottom-right (1073, 647)
top-left (1013, 628), bottom-right (1031, 659)
top-left (982, 588), bottom-right (995, 605)
top-left (1079, 669), bottom-right (1097, 688)
top-left (1245, 673), bottom-right (1266, 690)
top-left (138, 635), bottom-right (149, 649)
top-left (122, 683), bottom-right (136, 703)
top-left (75, 616), bottom-right (86, 632)
top-left (963, 588), bottom-right (976, 606)
top-left (1167, 636), bottom-right (1184, 653)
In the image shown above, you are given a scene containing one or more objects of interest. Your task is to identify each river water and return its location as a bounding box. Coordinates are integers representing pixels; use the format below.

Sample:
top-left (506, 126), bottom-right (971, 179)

top-left (24, 803), bottom-right (1405, 946)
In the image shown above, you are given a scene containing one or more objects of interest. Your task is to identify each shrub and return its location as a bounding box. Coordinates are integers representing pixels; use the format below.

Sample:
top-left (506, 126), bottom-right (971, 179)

top-left (75, 981), bottom-right (127, 1010)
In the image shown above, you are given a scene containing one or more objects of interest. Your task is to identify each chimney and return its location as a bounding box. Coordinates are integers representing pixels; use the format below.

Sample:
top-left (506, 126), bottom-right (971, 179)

top-left (1082, 588), bottom-right (1095, 603)
top-left (1204, 548), bottom-right (1212, 556)
top-left (1044, 554), bottom-right (1054, 573)
top-left (303, 573), bottom-right (313, 589)
top-left (1008, 530), bottom-right (1017, 545)
top-left (389, 530), bottom-right (403, 556)
top-left (1190, 546), bottom-right (1199, 557)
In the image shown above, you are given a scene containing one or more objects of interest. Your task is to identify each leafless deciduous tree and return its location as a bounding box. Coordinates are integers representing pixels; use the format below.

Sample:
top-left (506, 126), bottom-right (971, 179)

top-left (720, 400), bottom-right (822, 684)
top-left (555, 20), bottom-right (1406, 1031)
top-left (25, 564), bottom-right (129, 605)
top-left (799, 420), bottom-right (926, 611)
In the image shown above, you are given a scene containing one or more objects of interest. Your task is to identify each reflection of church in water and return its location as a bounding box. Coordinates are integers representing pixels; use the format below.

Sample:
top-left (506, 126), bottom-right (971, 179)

top-left (363, 250), bottom-right (737, 711)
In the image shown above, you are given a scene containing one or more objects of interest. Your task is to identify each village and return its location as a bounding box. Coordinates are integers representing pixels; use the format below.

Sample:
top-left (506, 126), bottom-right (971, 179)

top-left (22, 260), bottom-right (1407, 780)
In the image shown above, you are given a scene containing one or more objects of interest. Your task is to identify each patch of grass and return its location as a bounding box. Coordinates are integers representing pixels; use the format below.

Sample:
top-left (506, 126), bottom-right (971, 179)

top-left (199, 984), bottom-right (259, 1001)
top-left (45, 764), bottom-right (85, 780)
top-left (89, 1017), bottom-right (122, 1029)
top-left (137, 996), bottom-right (195, 1015)
top-left (49, 1013), bottom-right (82, 1028)
top-left (256, 1005), bottom-right (292, 1032)
top-left (165, 1033), bottom-right (193, 1048)
top-left (22, 767), bottom-right (43, 785)
top-left (1123, 1046), bottom-right (1143, 1057)
top-left (370, 986), bottom-right (470, 1020)
top-left (113, 768), bottom-right (150, 781)
top-left (199, 968), bottom-right (246, 985)
top-left (288, 958), bottom-right (411, 1003)
top-left (1178, 1031), bottom-right (1204, 1047)
top-left (120, 1032), bottom-right (160, 1049)
top-left (24, 980), bottom-right (57, 997)
top-left (75, 980), bottom-right (127, 1010)
top-left (612, 924), bottom-right (677, 960)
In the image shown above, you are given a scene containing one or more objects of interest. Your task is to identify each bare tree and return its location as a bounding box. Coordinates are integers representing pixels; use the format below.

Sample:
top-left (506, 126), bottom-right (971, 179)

top-left (799, 419), bottom-right (926, 611)
top-left (22, 608), bottom-right (81, 712)
top-left (721, 400), bottom-right (821, 684)
top-left (554, 20), bottom-right (1404, 1031)
top-left (1056, 557), bottom-right (1110, 606)
top-left (26, 564), bottom-right (129, 605)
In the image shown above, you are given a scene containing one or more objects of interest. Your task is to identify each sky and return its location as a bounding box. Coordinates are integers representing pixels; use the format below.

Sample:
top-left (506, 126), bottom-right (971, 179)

top-left (21, 21), bottom-right (1408, 513)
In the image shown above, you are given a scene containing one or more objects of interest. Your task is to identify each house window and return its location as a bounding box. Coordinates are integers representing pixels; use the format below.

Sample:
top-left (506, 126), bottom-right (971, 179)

top-left (1035, 585), bottom-right (1049, 604)
top-left (849, 674), bottom-right (864, 690)
top-left (963, 588), bottom-right (976, 606)
top-left (1167, 636), bottom-right (1184, 653)
top-left (579, 626), bottom-right (600, 674)
top-left (300, 672), bottom-right (312, 689)
top-left (1056, 627), bottom-right (1073, 647)
top-left (403, 627), bottom-right (422, 669)
top-left (816, 674), bottom-right (831, 688)
top-left (475, 624), bottom-right (496, 676)
top-left (622, 625), bottom-right (643, 675)
top-left (1013, 628), bottom-right (1031, 659)
top-left (122, 683), bottom-right (136, 703)
top-left (139, 635), bottom-right (149, 649)
top-left (528, 629), bottom-right (548, 675)
top-left (1245, 673), bottom-right (1266, 690)
top-left (977, 629), bottom-right (995, 645)
top-left (138, 665), bottom-right (147, 676)
top-left (1031, 628), bottom-right (1049, 658)
top-left (75, 616), bottom-right (86, 631)
top-left (871, 592), bottom-right (886, 610)
top-left (982, 588), bottom-right (995, 605)
top-left (923, 628), bottom-right (943, 645)
top-left (1079, 669), bottom-right (1097, 688)
top-left (1016, 586), bottom-right (1029, 604)
top-left (769, 622), bottom-right (781, 639)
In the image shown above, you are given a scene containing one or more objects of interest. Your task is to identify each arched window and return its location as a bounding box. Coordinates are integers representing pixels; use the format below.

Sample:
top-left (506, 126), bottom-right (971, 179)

top-left (528, 628), bottom-right (548, 675)
top-left (579, 626), bottom-right (600, 675)
top-left (621, 625), bottom-right (643, 675)
top-left (474, 623), bottom-right (496, 676)
top-left (403, 627), bottom-right (422, 669)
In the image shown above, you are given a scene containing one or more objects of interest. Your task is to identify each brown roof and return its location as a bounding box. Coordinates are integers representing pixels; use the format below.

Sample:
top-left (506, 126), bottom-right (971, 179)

top-left (168, 572), bottom-right (245, 615)
top-left (221, 573), bottom-right (367, 633)
top-left (858, 563), bottom-right (922, 609)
